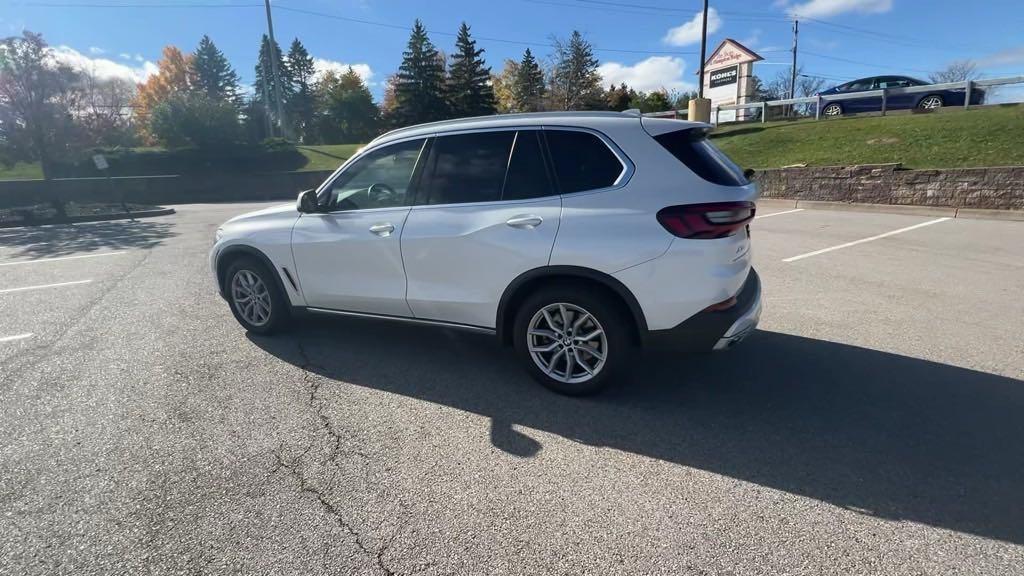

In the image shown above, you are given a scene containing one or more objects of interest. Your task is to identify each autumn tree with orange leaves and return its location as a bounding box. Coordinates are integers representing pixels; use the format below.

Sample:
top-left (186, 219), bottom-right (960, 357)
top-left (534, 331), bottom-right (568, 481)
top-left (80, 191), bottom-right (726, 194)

top-left (133, 46), bottom-right (193, 144)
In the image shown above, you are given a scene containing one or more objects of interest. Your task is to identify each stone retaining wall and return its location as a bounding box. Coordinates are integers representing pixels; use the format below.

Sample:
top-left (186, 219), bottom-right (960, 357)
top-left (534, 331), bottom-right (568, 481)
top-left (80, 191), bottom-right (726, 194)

top-left (753, 164), bottom-right (1024, 210)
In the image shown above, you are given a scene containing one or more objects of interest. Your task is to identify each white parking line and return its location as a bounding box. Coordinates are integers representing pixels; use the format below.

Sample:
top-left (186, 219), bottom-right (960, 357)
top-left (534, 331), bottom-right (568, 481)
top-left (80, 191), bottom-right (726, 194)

top-left (755, 208), bottom-right (804, 219)
top-left (0, 251), bottom-right (126, 267)
top-left (0, 333), bottom-right (33, 343)
top-left (0, 279), bottom-right (93, 294)
top-left (783, 217), bottom-right (952, 262)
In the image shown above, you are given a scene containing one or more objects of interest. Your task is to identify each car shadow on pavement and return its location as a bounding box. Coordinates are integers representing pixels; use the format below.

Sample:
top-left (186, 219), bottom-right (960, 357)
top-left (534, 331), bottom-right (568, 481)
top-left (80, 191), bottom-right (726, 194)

top-left (0, 219), bottom-right (177, 258)
top-left (250, 318), bottom-right (1024, 545)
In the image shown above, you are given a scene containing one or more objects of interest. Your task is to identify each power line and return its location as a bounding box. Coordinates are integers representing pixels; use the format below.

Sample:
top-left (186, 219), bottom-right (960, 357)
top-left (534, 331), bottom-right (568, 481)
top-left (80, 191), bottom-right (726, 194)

top-left (801, 50), bottom-right (935, 76)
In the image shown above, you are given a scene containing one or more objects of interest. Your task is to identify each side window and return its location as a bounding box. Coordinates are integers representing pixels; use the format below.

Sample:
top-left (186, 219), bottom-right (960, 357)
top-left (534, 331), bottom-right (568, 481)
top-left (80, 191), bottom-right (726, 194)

top-left (544, 129), bottom-right (624, 194)
top-left (324, 138), bottom-right (424, 211)
top-left (501, 131), bottom-right (554, 201)
top-left (420, 131), bottom-right (515, 205)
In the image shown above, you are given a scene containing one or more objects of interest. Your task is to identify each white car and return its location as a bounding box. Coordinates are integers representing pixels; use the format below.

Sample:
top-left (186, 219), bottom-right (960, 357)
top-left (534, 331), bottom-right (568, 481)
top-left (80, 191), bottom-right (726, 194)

top-left (211, 111), bottom-right (760, 395)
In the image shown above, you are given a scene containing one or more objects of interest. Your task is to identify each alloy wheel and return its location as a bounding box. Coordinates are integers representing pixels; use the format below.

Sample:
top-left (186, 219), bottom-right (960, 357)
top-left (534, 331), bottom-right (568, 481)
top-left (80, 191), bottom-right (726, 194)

top-left (920, 95), bottom-right (943, 109)
top-left (823, 103), bottom-right (842, 116)
top-left (231, 269), bottom-right (272, 327)
top-left (527, 302), bottom-right (608, 384)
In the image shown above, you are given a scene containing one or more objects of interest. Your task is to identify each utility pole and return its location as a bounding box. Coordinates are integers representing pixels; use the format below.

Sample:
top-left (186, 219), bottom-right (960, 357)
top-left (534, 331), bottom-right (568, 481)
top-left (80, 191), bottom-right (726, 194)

top-left (789, 19), bottom-right (799, 115)
top-left (697, 0), bottom-right (709, 100)
top-left (263, 0), bottom-right (288, 139)
top-left (688, 0), bottom-right (712, 122)
top-left (259, 57), bottom-right (274, 138)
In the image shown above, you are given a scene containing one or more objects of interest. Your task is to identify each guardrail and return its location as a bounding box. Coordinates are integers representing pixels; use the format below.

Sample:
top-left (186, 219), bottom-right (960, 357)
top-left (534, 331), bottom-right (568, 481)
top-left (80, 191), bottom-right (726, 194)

top-left (644, 74), bottom-right (1024, 124)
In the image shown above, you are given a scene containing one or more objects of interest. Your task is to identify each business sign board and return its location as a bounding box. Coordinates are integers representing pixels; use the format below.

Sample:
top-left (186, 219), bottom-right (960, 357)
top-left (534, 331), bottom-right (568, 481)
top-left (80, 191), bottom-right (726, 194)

top-left (709, 65), bottom-right (739, 89)
top-left (699, 39), bottom-right (763, 124)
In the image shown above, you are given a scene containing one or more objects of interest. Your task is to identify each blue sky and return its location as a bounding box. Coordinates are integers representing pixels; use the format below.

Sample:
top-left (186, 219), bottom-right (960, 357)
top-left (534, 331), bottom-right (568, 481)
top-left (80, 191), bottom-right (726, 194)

top-left (3, 0), bottom-right (1024, 100)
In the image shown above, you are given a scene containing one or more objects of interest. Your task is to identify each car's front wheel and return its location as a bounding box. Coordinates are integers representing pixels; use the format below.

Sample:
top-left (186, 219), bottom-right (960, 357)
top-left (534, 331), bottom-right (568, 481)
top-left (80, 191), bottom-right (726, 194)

top-left (513, 286), bottom-right (632, 396)
top-left (822, 102), bottom-right (843, 117)
top-left (225, 257), bottom-right (289, 334)
top-left (919, 95), bottom-right (944, 110)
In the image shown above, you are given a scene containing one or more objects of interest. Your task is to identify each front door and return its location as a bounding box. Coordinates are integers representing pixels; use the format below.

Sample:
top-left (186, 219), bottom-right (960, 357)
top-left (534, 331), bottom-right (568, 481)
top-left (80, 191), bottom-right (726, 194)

top-left (291, 138), bottom-right (427, 316)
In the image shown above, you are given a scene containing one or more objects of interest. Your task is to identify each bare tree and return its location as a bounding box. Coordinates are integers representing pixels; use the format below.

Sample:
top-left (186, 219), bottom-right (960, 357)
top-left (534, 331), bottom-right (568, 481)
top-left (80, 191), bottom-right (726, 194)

top-left (930, 60), bottom-right (978, 84)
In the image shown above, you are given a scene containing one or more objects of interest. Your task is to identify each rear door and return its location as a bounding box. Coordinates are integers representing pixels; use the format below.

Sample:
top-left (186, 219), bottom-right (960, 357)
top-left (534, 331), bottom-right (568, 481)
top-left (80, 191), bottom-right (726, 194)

top-left (877, 76), bottom-right (915, 110)
top-left (401, 129), bottom-right (560, 328)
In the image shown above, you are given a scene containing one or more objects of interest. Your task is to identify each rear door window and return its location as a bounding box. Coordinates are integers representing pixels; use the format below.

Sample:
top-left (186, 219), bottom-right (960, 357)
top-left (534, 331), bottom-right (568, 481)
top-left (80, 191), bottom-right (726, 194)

top-left (657, 129), bottom-right (749, 187)
top-left (502, 131), bottom-right (554, 200)
top-left (544, 129), bottom-right (625, 194)
top-left (420, 131), bottom-right (515, 205)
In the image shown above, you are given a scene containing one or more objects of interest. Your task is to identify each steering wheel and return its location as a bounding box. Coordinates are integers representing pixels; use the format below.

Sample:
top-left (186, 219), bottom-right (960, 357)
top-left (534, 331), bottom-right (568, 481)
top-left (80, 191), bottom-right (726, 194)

top-left (367, 182), bottom-right (397, 205)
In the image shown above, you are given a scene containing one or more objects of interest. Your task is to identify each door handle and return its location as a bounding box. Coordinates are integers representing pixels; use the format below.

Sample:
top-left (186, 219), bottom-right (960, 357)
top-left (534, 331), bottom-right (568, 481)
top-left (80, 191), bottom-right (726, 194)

top-left (506, 215), bottom-right (543, 229)
top-left (369, 223), bottom-right (395, 237)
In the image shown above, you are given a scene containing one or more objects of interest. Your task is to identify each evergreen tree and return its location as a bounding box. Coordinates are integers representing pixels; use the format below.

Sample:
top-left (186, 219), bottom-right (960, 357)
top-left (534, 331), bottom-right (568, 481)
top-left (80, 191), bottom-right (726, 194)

top-left (513, 48), bottom-right (545, 112)
top-left (446, 22), bottom-right (496, 118)
top-left (286, 38), bottom-right (317, 142)
top-left (315, 67), bottom-right (380, 143)
top-left (393, 19), bottom-right (448, 126)
top-left (190, 35), bottom-right (240, 105)
top-left (605, 83), bottom-right (635, 111)
top-left (549, 30), bottom-right (603, 110)
top-left (253, 34), bottom-right (292, 132)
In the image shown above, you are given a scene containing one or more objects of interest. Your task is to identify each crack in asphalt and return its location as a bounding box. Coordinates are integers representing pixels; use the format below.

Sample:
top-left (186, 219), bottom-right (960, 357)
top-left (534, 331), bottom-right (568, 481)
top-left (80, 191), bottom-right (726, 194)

top-left (271, 448), bottom-right (396, 576)
top-left (267, 338), bottom-right (397, 576)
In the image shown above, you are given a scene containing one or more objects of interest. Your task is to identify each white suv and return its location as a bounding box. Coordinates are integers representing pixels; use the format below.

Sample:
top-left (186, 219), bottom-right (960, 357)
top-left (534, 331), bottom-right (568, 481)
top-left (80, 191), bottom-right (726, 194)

top-left (211, 112), bottom-right (760, 395)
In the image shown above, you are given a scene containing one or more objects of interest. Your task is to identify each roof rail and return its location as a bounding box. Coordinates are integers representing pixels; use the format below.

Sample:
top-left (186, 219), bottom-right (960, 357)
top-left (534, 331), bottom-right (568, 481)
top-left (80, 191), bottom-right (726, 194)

top-left (369, 111), bottom-right (639, 144)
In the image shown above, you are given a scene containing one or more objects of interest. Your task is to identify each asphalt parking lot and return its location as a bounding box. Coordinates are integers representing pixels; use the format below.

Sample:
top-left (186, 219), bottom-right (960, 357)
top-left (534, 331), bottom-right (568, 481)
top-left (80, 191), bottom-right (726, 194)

top-left (1, 200), bottom-right (1022, 575)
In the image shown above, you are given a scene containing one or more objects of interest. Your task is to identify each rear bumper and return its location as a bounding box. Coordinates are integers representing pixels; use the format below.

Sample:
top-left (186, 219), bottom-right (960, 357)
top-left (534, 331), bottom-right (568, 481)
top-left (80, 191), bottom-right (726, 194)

top-left (646, 269), bottom-right (761, 351)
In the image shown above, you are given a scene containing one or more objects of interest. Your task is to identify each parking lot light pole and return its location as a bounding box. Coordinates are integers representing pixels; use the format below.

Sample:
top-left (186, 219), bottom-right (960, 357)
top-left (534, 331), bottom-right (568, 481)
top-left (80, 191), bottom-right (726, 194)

top-left (264, 0), bottom-right (289, 140)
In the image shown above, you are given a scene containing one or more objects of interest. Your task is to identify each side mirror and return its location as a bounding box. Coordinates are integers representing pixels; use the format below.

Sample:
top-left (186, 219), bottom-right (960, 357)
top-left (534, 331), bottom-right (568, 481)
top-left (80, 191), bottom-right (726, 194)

top-left (297, 189), bottom-right (319, 214)
top-left (743, 168), bottom-right (756, 180)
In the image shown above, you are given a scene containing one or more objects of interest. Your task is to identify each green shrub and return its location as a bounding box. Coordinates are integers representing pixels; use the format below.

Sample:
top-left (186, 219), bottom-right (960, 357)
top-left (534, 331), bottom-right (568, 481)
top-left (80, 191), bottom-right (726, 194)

top-left (149, 93), bottom-right (242, 149)
top-left (50, 140), bottom-right (307, 177)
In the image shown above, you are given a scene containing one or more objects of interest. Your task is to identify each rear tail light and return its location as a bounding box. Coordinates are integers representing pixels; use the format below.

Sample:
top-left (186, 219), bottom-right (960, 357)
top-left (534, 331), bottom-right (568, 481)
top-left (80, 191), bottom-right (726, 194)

top-left (656, 202), bottom-right (756, 239)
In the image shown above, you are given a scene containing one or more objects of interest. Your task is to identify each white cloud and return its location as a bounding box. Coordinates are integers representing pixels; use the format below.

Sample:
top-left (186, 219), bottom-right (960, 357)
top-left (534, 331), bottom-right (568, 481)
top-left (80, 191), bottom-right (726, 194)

top-left (663, 8), bottom-right (722, 47)
top-left (978, 46), bottom-right (1024, 68)
top-left (598, 56), bottom-right (695, 93)
top-left (781, 0), bottom-right (892, 19)
top-left (88, 46), bottom-right (105, 55)
top-left (740, 28), bottom-right (762, 50)
top-left (313, 58), bottom-right (374, 84)
top-left (49, 45), bottom-right (156, 83)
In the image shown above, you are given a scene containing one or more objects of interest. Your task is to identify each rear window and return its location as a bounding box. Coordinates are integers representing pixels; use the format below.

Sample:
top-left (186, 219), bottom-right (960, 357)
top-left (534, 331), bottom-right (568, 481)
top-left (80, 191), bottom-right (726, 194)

top-left (420, 131), bottom-right (515, 205)
top-left (544, 129), bottom-right (624, 194)
top-left (654, 129), bottom-right (749, 187)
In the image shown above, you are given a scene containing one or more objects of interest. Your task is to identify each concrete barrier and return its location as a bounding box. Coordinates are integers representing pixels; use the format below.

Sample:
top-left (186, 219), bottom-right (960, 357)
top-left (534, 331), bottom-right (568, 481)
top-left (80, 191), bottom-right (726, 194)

top-left (0, 170), bottom-right (335, 208)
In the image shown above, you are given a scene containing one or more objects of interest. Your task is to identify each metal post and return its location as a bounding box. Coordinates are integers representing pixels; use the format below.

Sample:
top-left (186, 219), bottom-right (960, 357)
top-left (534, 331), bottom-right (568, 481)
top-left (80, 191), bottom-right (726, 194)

top-left (697, 0), bottom-right (709, 100)
top-left (815, 95), bottom-right (821, 120)
top-left (789, 19), bottom-right (798, 117)
top-left (964, 80), bottom-right (972, 109)
top-left (881, 89), bottom-right (887, 116)
top-left (264, 0), bottom-right (288, 140)
top-left (761, 101), bottom-right (767, 123)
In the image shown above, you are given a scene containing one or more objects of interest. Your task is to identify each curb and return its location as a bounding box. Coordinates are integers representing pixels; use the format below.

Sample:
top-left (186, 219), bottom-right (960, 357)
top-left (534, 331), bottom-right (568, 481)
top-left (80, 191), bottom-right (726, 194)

top-left (0, 207), bottom-right (175, 229)
top-left (764, 199), bottom-right (1024, 222)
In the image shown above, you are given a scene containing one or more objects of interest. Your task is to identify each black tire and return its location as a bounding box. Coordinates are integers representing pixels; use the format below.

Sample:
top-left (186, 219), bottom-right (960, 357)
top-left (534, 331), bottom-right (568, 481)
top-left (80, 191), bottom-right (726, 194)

top-left (512, 284), bottom-right (633, 396)
top-left (224, 257), bottom-right (290, 334)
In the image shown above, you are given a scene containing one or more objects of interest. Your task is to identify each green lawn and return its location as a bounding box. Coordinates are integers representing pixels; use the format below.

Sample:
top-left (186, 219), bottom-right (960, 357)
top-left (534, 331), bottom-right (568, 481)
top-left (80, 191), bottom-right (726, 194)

top-left (295, 144), bottom-right (363, 172)
top-left (0, 161), bottom-right (44, 180)
top-left (711, 104), bottom-right (1024, 170)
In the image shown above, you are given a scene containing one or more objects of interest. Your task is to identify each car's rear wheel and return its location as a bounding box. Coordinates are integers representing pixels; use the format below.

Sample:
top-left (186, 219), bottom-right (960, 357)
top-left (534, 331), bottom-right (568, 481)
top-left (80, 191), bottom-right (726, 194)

top-left (513, 286), bottom-right (632, 396)
top-left (822, 103), bottom-right (843, 117)
top-left (919, 95), bottom-right (944, 110)
top-left (225, 257), bottom-right (289, 334)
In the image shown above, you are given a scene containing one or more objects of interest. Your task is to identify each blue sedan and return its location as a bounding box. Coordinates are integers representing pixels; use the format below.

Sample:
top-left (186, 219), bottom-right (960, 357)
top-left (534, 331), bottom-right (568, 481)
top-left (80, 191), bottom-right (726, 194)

top-left (817, 75), bottom-right (985, 116)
